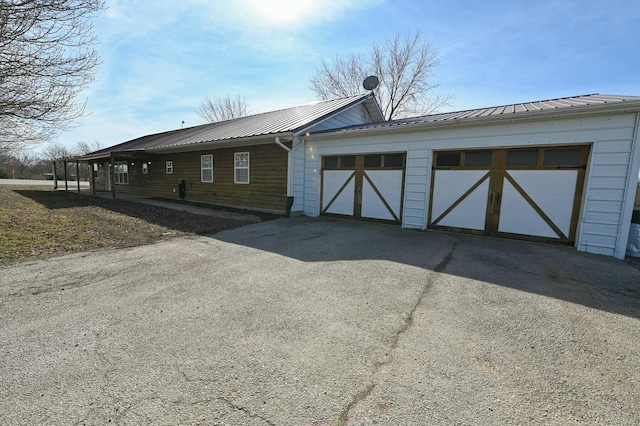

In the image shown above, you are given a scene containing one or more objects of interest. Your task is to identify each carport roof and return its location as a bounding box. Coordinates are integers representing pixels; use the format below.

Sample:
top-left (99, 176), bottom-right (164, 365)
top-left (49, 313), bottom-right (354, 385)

top-left (312, 94), bottom-right (640, 136)
top-left (78, 93), bottom-right (383, 160)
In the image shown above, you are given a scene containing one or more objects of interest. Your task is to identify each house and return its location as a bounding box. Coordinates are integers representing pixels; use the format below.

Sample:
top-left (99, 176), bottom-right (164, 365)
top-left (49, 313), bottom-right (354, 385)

top-left (78, 94), bottom-right (384, 215)
top-left (77, 93), bottom-right (640, 260)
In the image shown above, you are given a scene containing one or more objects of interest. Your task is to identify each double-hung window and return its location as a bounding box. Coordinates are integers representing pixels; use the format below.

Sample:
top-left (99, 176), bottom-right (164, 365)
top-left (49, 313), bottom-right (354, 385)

top-left (115, 162), bottom-right (128, 184)
top-left (234, 152), bottom-right (249, 184)
top-left (166, 161), bottom-right (173, 174)
top-left (201, 155), bottom-right (213, 182)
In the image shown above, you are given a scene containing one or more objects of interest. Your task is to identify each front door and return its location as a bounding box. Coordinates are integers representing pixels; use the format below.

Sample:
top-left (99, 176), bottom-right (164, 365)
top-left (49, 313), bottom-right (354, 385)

top-left (429, 145), bottom-right (590, 244)
top-left (321, 153), bottom-right (406, 223)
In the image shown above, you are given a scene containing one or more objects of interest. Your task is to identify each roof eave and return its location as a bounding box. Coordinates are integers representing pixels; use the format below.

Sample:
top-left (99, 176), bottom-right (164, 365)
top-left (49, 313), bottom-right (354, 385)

top-left (145, 131), bottom-right (294, 154)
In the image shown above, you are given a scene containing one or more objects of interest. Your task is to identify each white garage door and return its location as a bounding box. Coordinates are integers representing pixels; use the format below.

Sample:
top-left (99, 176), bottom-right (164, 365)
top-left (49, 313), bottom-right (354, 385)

top-left (321, 153), bottom-right (405, 223)
top-left (429, 146), bottom-right (590, 244)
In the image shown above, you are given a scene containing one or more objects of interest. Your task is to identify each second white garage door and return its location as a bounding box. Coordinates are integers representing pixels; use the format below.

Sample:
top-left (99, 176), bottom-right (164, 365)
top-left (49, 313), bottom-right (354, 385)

top-left (429, 145), bottom-right (590, 244)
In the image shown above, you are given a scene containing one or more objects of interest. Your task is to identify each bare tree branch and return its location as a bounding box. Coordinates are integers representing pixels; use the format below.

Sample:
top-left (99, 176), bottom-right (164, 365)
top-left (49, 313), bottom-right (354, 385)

top-left (309, 30), bottom-right (453, 119)
top-left (195, 95), bottom-right (251, 123)
top-left (0, 0), bottom-right (104, 152)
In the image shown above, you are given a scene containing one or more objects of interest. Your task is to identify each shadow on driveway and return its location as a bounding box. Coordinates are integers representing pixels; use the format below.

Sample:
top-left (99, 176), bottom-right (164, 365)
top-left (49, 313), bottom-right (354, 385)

top-left (213, 217), bottom-right (640, 319)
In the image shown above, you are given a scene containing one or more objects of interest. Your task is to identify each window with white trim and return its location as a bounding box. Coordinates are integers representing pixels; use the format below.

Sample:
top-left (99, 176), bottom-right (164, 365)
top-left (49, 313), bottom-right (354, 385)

top-left (201, 155), bottom-right (213, 182)
top-left (166, 161), bottom-right (173, 174)
top-left (234, 152), bottom-right (249, 184)
top-left (115, 162), bottom-right (128, 184)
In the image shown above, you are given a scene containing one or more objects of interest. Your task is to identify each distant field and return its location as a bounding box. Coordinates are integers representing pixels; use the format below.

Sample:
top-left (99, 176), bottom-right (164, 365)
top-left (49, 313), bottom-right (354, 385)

top-left (0, 187), bottom-right (252, 264)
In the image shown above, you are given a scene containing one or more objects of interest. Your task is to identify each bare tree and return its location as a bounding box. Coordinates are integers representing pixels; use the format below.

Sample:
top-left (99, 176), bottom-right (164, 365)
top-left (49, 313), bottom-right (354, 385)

top-left (75, 140), bottom-right (102, 155)
top-left (42, 142), bottom-right (73, 179)
top-left (195, 95), bottom-right (251, 123)
top-left (309, 31), bottom-right (453, 119)
top-left (0, 0), bottom-right (105, 151)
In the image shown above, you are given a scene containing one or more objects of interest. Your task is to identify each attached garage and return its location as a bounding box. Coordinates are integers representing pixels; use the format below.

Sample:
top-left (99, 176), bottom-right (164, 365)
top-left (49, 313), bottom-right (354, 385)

top-left (302, 94), bottom-right (640, 260)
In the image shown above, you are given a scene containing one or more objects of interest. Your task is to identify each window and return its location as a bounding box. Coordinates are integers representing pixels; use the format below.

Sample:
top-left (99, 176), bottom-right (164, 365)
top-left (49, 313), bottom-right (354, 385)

top-left (234, 152), bottom-right (249, 184)
top-left (507, 149), bottom-right (539, 166)
top-left (364, 155), bottom-right (382, 168)
top-left (436, 151), bottom-right (461, 167)
top-left (340, 155), bottom-right (356, 168)
top-left (114, 162), bottom-right (128, 184)
top-left (142, 163), bottom-right (148, 174)
top-left (166, 161), bottom-right (173, 174)
top-left (543, 148), bottom-right (581, 166)
top-left (323, 156), bottom-right (339, 169)
top-left (201, 155), bottom-right (213, 182)
top-left (464, 150), bottom-right (492, 166)
top-left (383, 154), bottom-right (405, 168)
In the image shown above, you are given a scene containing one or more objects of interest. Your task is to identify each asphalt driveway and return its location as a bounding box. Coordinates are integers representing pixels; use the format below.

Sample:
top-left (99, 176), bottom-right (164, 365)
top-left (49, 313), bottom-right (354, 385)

top-left (1, 218), bottom-right (639, 425)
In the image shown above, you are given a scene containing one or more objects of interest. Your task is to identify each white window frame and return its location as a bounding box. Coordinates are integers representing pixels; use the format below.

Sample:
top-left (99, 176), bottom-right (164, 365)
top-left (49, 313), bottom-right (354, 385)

top-left (234, 152), bottom-right (250, 184)
top-left (142, 163), bottom-right (148, 174)
top-left (114, 161), bottom-right (129, 185)
top-left (166, 161), bottom-right (173, 174)
top-left (201, 154), bottom-right (213, 183)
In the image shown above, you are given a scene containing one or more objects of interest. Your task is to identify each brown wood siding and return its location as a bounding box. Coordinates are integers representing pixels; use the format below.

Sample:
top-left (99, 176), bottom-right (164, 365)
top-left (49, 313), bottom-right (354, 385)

top-left (110, 144), bottom-right (288, 212)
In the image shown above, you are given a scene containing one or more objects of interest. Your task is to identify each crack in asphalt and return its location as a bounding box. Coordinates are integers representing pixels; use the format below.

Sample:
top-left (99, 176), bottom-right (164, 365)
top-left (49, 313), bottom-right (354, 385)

top-left (174, 365), bottom-right (276, 425)
top-left (337, 242), bottom-right (458, 425)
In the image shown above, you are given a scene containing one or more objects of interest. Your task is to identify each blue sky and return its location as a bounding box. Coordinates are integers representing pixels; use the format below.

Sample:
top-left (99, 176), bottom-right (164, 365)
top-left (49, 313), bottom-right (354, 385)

top-left (51, 0), bottom-right (640, 153)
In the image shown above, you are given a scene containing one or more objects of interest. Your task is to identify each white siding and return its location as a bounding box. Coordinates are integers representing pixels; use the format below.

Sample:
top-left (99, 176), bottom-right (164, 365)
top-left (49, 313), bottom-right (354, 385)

top-left (303, 112), bottom-right (640, 259)
top-left (403, 149), bottom-right (430, 229)
top-left (290, 136), bottom-right (305, 212)
top-left (309, 105), bottom-right (368, 132)
top-left (303, 141), bottom-right (321, 217)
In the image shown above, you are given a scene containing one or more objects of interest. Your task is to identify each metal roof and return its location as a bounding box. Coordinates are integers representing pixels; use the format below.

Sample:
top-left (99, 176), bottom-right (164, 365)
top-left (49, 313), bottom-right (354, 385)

top-left (81, 94), bottom-right (381, 159)
top-left (312, 94), bottom-right (640, 136)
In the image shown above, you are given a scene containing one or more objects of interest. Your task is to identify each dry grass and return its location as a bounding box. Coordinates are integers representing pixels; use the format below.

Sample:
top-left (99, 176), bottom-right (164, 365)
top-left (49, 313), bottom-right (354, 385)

top-left (0, 187), bottom-right (253, 264)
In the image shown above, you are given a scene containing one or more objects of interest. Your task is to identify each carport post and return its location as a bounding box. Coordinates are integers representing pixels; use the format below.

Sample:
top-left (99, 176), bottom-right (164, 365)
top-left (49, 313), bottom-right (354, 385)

top-left (110, 154), bottom-right (117, 200)
top-left (52, 161), bottom-right (58, 190)
top-left (63, 160), bottom-right (68, 191)
top-left (91, 163), bottom-right (96, 195)
top-left (76, 162), bottom-right (80, 193)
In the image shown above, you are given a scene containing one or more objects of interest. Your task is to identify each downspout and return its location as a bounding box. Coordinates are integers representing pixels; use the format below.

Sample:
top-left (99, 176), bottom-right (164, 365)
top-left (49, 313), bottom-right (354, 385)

top-left (110, 153), bottom-right (117, 200)
top-left (275, 136), bottom-right (295, 217)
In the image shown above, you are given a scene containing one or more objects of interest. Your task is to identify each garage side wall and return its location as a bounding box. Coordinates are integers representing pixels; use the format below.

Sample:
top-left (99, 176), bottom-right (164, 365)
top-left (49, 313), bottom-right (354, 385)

top-left (304, 112), bottom-right (639, 259)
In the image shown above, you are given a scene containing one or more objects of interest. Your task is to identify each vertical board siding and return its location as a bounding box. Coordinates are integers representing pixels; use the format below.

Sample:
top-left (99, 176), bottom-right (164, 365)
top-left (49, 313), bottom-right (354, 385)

top-left (403, 149), bottom-right (430, 229)
top-left (291, 138), bottom-right (306, 212)
top-left (111, 144), bottom-right (287, 212)
top-left (304, 112), bottom-right (639, 258)
top-left (303, 142), bottom-right (321, 217)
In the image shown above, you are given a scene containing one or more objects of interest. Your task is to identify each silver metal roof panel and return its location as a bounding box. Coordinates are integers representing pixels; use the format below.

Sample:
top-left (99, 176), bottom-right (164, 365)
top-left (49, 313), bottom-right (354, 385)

top-left (312, 94), bottom-right (640, 136)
